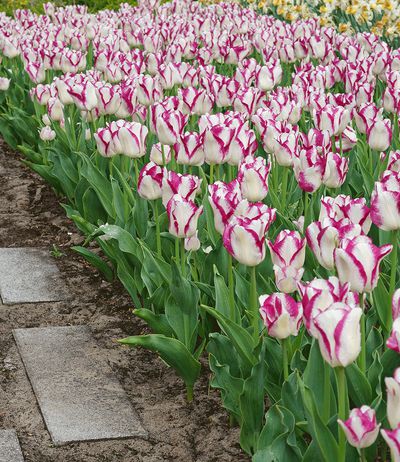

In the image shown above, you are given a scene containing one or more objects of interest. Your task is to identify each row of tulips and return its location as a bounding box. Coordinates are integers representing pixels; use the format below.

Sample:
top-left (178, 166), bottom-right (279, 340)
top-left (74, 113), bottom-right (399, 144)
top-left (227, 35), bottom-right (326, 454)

top-left (1, 1), bottom-right (400, 460)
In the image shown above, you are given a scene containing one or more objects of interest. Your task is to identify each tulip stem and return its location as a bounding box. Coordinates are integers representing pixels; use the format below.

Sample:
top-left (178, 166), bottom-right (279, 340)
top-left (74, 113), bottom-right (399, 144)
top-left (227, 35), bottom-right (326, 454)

top-left (134, 158), bottom-right (139, 187)
top-left (228, 253), bottom-right (235, 322)
top-left (389, 229), bottom-right (399, 323)
top-left (336, 366), bottom-right (347, 462)
top-left (281, 167), bottom-right (288, 211)
top-left (250, 266), bottom-right (259, 342)
top-left (153, 200), bottom-right (161, 257)
top-left (358, 294), bottom-right (367, 374)
top-left (175, 237), bottom-right (180, 267)
top-left (181, 238), bottom-right (186, 275)
top-left (360, 448), bottom-right (367, 462)
top-left (210, 164), bottom-right (214, 185)
top-left (323, 362), bottom-right (330, 423)
top-left (282, 338), bottom-right (289, 380)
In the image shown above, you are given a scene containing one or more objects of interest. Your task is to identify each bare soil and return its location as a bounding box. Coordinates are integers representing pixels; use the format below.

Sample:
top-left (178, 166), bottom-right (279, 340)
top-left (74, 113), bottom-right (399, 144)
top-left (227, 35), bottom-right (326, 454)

top-left (0, 139), bottom-right (249, 462)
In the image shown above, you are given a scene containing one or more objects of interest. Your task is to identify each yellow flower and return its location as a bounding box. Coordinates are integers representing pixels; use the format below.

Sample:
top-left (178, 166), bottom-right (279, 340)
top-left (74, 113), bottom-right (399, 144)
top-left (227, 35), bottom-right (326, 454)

top-left (339, 23), bottom-right (349, 32)
top-left (320, 5), bottom-right (327, 13)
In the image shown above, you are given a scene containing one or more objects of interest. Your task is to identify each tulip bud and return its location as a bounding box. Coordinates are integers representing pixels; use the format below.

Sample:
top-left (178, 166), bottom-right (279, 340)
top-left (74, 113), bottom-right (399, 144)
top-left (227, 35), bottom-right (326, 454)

top-left (259, 293), bottom-right (302, 339)
top-left (166, 194), bottom-right (203, 239)
top-left (138, 162), bottom-right (164, 200)
top-left (255, 60), bottom-right (282, 91)
top-left (386, 368), bottom-right (400, 429)
top-left (47, 97), bottom-right (64, 122)
top-left (184, 232), bottom-right (201, 251)
top-left (338, 406), bottom-right (380, 449)
top-left (334, 235), bottom-right (392, 293)
top-left (314, 302), bottom-right (362, 367)
top-left (237, 156), bottom-right (270, 202)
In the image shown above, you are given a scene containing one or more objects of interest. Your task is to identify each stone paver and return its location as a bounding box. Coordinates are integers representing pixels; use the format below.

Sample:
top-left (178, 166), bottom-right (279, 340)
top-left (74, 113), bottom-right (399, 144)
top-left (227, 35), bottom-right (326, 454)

top-left (13, 325), bottom-right (147, 445)
top-left (0, 248), bottom-right (70, 304)
top-left (0, 430), bottom-right (24, 462)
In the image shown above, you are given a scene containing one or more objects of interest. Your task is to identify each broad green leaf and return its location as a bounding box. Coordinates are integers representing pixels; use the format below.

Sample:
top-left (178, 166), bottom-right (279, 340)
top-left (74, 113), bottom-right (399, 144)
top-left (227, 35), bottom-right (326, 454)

top-left (239, 341), bottom-right (267, 455)
top-left (201, 304), bottom-right (257, 372)
top-left (346, 363), bottom-right (372, 407)
top-left (134, 308), bottom-right (174, 337)
top-left (71, 246), bottom-right (113, 282)
top-left (119, 334), bottom-right (201, 392)
top-left (209, 353), bottom-right (244, 420)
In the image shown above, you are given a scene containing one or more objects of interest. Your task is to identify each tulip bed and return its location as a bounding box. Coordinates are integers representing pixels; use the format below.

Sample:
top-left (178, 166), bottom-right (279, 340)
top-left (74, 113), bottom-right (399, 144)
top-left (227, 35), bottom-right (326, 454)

top-left (1, 1), bottom-right (400, 461)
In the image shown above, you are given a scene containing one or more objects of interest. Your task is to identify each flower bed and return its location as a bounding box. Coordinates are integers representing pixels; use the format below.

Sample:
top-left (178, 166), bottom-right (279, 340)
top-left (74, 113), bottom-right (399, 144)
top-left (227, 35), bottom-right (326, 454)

top-left (0, 1), bottom-right (400, 460)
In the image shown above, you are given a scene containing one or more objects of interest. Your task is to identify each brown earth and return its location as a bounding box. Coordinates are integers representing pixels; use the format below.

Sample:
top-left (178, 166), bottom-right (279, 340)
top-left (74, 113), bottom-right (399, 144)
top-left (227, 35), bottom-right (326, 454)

top-left (0, 139), bottom-right (249, 462)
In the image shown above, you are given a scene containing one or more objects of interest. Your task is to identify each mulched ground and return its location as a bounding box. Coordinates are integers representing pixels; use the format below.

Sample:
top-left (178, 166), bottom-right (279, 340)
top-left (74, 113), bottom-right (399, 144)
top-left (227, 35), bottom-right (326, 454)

top-left (0, 139), bottom-right (249, 462)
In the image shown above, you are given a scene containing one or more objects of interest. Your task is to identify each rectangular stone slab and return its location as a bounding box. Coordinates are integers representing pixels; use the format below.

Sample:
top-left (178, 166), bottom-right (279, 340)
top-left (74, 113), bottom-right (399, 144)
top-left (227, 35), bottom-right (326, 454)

top-left (0, 430), bottom-right (24, 462)
top-left (0, 248), bottom-right (70, 304)
top-left (13, 326), bottom-right (147, 445)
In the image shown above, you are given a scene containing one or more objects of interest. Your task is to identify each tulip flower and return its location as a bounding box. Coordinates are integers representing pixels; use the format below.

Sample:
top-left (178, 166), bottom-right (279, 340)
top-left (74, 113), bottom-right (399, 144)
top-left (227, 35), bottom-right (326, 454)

top-left (268, 230), bottom-right (306, 293)
top-left (314, 302), bottom-right (362, 368)
top-left (150, 143), bottom-right (171, 165)
top-left (381, 426), bottom-right (400, 461)
top-left (0, 77), bottom-right (10, 91)
top-left (386, 368), bottom-right (400, 430)
top-left (114, 121), bottom-right (148, 158)
top-left (319, 195), bottom-right (372, 234)
top-left (306, 218), bottom-right (362, 270)
top-left (299, 276), bottom-right (359, 337)
top-left (387, 318), bottom-right (400, 353)
top-left (47, 97), bottom-right (64, 122)
top-left (137, 162), bottom-right (164, 200)
top-left (313, 105), bottom-right (350, 137)
top-left (162, 170), bottom-right (201, 207)
top-left (154, 110), bottom-right (187, 146)
top-left (338, 406), bottom-right (380, 449)
top-left (39, 126), bottom-right (56, 141)
top-left (334, 235), bottom-right (392, 293)
top-left (370, 171), bottom-right (400, 231)
top-left (136, 75), bottom-right (163, 106)
top-left (387, 151), bottom-right (400, 173)
top-left (393, 289), bottom-right (400, 321)
top-left (166, 194), bottom-right (203, 239)
top-left (203, 124), bottom-right (236, 165)
top-left (223, 216), bottom-right (269, 267)
top-left (174, 132), bottom-right (205, 166)
top-left (255, 60), bottom-right (282, 91)
top-left (259, 293), bottom-right (302, 339)
top-left (366, 117), bottom-right (392, 152)
top-left (322, 152), bottom-right (349, 189)
top-left (68, 81), bottom-right (98, 111)
top-left (208, 180), bottom-right (242, 235)
top-left (237, 156), bottom-right (270, 202)
top-left (293, 147), bottom-right (325, 193)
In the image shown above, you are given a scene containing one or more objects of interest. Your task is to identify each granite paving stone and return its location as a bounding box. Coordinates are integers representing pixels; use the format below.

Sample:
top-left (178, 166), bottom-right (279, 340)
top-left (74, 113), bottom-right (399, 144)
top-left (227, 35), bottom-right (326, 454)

top-left (13, 325), bottom-right (147, 445)
top-left (0, 248), bottom-right (70, 304)
top-left (0, 430), bottom-right (24, 462)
